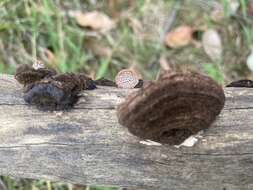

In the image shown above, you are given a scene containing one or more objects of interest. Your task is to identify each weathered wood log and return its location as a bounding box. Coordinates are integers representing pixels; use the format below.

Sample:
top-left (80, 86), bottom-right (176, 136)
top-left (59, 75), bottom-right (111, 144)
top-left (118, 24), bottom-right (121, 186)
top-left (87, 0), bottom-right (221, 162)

top-left (0, 74), bottom-right (252, 190)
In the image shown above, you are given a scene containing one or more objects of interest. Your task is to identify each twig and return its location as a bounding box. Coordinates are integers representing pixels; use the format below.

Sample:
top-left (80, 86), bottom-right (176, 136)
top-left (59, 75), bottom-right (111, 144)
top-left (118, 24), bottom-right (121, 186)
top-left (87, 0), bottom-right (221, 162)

top-left (156, 0), bottom-right (182, 80)
top-left (160, 0), bottom-right (182, 42)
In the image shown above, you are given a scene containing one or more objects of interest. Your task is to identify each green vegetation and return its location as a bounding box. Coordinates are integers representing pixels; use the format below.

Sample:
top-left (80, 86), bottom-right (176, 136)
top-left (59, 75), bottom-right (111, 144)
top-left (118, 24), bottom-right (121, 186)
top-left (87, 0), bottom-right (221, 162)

top-left (1, 0), bottom-right (252, 82)
top-left (1, 176), bottom-right (118, 190)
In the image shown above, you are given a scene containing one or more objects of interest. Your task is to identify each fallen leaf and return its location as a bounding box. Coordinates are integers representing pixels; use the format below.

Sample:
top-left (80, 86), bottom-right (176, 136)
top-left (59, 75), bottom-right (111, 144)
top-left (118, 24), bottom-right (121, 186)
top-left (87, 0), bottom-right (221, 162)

top-left (247, 48), bottom-right (253, 71)
top-left (159, 56), bottom-right (172, 71)
top-left (39, 48), bottom-right (56, 64)
top-left (165, 25), bottom-right (193, 48)
top-left (44, 49), bottom-right (55, 63)
top-left (75, 11), bottom-right (115, 32)
top-left (202, 29), bottom-right (222, 61)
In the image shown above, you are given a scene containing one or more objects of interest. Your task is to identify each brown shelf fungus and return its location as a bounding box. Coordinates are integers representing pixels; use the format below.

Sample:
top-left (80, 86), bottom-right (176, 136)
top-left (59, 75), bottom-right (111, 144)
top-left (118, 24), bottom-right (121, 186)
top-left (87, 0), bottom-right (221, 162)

top-left (15, 64), bottom-right (57, 86)
top-left (23, 73), bottom-right (96, 111)
top-left (117, 71), bottom-right (225, 145)
top-left (15, 64), bottom-right (96, 111)
top-left (24, 73), bottom-right (96, 111)
top-left (226, 79), bottom-right (253, 87)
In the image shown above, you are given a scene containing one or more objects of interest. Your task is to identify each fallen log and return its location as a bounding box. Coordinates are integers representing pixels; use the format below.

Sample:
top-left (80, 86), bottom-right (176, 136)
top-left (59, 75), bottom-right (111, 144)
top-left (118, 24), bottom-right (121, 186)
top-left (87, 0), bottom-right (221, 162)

top-left (0, 74), bottom-right (252, 190)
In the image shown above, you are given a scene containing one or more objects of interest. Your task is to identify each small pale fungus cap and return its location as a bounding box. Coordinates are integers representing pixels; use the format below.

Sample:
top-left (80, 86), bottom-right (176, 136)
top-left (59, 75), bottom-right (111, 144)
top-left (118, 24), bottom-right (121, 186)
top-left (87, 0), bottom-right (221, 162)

top-left (115, 69), bottom-right (140, 89)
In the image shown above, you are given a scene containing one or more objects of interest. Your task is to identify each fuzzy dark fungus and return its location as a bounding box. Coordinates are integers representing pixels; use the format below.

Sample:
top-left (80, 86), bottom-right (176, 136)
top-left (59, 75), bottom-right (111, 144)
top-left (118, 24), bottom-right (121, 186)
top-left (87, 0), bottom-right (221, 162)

top-left (15, 63), bottom-right (97, 111)
top-left (15, 64), bottom-right (57, 86)
top-left (24, 82), bottom-right (75, 111)
top-left (94, 78), bottom-right (117, 87)
top-left (94, 78), bottom-right (143, 88)
top-left (117, 71), bottom-right (225, 145)
top-left (134, 79), bottom-right (144, 88)
top-left (226, 79), bottom-right (253, 88)
top-left (23, 73), bottom-right (97, 111)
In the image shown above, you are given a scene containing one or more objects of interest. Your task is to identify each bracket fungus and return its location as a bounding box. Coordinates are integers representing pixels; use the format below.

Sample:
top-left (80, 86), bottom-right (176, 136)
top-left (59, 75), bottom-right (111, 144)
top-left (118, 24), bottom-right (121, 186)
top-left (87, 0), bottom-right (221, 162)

top-left (15, 64), bottom-right (96, 111)
top-left (117, 71), bottom-right (225, 145)
top-left (15, 64), bottom-right (57, 86)
top-left (23, 73), bottom-right (96, 111)
top-left (94, 78), bottom-right (117, 87)
top-left (15, 64), bottom-right (145, 111)
top-left (226, 79), bottom-right (253, 88)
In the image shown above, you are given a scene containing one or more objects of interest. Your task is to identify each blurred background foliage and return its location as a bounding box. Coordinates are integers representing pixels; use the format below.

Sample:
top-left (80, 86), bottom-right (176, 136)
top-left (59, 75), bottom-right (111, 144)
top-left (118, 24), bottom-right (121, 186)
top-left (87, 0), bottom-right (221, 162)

top-left (0, 0), bottom-right (253, 189)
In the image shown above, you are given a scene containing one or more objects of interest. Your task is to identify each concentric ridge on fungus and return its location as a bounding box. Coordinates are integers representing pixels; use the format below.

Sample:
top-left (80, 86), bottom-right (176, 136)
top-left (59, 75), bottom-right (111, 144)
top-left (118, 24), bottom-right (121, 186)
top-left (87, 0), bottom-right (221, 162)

top-left (117, 71), bottom-right (225, 145)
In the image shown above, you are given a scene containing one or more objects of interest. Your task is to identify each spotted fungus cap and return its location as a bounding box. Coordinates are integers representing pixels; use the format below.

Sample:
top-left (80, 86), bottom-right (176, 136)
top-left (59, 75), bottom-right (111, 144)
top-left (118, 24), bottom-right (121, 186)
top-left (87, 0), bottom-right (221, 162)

top-left (115, 69), bottom-right (140, 89)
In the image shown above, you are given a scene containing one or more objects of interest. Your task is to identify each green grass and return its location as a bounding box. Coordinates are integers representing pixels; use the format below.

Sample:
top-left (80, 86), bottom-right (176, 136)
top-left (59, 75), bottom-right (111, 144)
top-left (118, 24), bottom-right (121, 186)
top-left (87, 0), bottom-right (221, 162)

top-left (2, 0), bottom-right (248, 81)
top-left (203, 63), bottom-right (224, 84)
top-left (1, 176), bottom-right (119, 190)
top-left (0, 0), bottom-right (169, 78)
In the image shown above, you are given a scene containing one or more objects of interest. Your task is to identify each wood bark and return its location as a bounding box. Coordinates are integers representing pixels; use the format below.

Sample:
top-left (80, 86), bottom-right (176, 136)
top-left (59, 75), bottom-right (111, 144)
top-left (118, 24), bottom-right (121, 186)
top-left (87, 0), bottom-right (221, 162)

top-left (0, 74), bottom-right (252, 190)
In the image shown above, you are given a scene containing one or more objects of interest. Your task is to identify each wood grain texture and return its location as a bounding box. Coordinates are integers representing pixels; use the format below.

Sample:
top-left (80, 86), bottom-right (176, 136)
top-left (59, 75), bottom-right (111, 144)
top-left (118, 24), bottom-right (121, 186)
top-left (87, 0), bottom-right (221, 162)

top-left (0, 74), bottom-right (252, 190)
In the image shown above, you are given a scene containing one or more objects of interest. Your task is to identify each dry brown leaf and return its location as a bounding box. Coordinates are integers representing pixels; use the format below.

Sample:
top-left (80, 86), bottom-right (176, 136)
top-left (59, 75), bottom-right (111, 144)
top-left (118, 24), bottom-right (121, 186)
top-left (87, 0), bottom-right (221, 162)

top-left (75, 11), bottom-right (115, 32)
top-left (159, 56), bottom-right (172, 71)
top-left (247, 48), bottom-right (253, 71)
top-left (39, 48), bottom-right (55, 64)
top-left (165, 25), bottom-right (193, 48)
top-left (202, 29), bottom-right (222, 61)
top-left (44, 49), bottom-right (55, 63)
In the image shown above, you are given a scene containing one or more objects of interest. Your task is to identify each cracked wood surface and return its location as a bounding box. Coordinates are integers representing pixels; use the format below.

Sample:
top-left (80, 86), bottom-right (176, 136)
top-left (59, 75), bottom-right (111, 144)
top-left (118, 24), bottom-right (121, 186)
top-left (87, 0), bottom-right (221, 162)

top-left (0, 74), bottom-right (253, 190)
